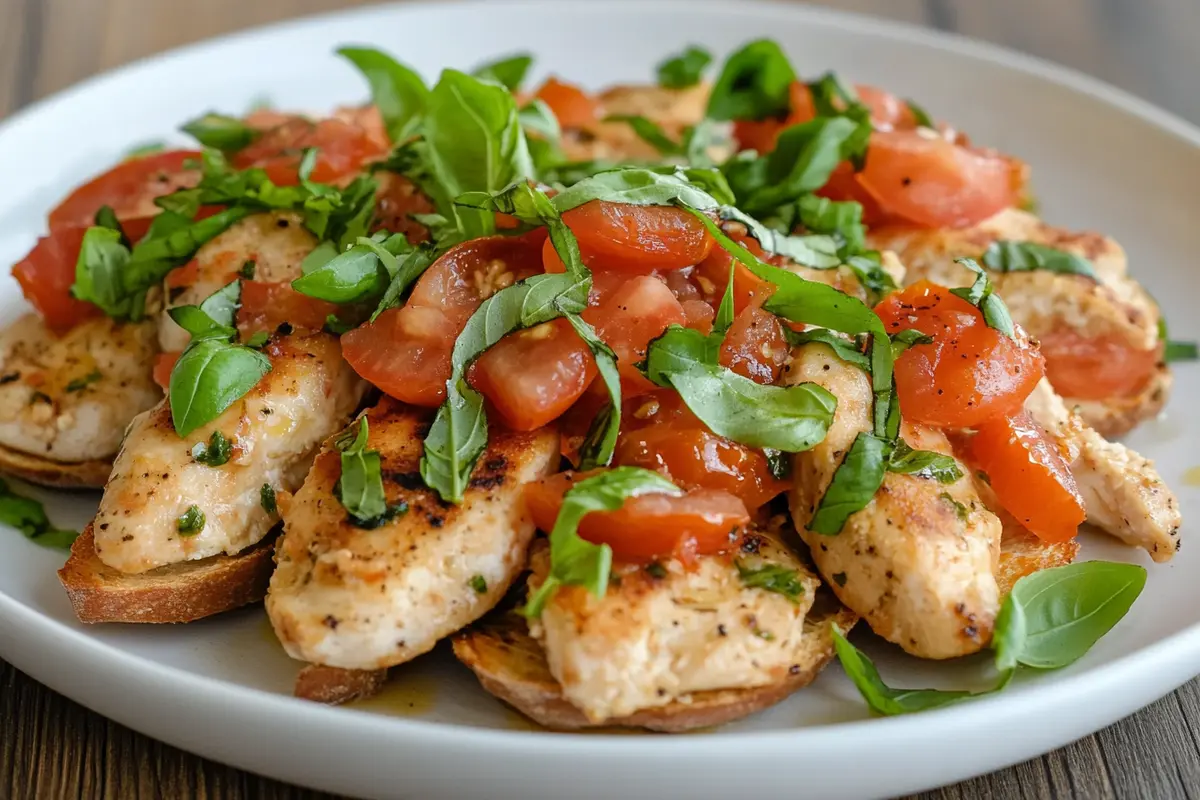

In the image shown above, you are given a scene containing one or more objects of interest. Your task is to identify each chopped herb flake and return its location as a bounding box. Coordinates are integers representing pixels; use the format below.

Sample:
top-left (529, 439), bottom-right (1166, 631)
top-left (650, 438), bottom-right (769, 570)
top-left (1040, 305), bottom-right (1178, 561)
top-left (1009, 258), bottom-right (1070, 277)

top-left (177, 505), bottom-right (206, 535)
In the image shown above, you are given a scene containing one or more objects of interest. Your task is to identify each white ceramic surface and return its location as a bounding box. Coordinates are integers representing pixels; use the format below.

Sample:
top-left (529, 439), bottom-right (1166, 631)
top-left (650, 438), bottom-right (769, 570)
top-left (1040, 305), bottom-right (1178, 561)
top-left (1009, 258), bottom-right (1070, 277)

top-left (1, 2), bottom-right (1198, 798)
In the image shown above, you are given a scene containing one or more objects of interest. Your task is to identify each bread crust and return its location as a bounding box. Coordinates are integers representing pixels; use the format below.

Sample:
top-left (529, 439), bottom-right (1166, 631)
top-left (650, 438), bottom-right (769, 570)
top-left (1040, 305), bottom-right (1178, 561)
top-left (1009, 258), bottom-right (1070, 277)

top-left (453, 591), bottom-right (858, 732)
top-left (0, 443), bottom-right (111, 489)
top-left (57, 523), bottom-right (276, 624)
top-left (294, 665), bottom-right (389, 704)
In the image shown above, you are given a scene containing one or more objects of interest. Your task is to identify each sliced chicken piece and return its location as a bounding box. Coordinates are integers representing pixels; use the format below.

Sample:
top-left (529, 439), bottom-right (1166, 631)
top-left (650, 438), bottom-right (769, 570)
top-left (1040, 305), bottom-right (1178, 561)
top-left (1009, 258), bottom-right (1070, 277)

top-left (159, 211), bottom-right (318, 352)
top-left (91, 332), bottom-right (364, 573)
top-left (867, 208), bottom-right (1167, 436)
top-left (1024, 378), bottom-right (1180, 562)
top-left (528, 525), bottom-right (820, 723)
top-left (564, 83), bottom-right (720, 162)
top-left (0, 312), bottom-right (159, 476)
top-left (266, 398), bottom-right (559, 671)
top-left (785, 341), bottom-right (1002, 659)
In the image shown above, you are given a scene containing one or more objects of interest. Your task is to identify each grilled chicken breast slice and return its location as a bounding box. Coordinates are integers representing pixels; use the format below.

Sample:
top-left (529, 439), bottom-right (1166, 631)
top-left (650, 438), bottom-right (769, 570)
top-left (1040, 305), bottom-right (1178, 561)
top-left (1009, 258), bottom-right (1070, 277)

top-left (528, 527), bottom-right (819, 723)
top-left (785, 341), bottom-right (1002, 659)
top-left (91, 332), bottom-right (364, 573)
top-left (266, 399), bottom-right (559, 671)
top-left (1024, 378), bottom-right (1180, 562)
top-left (866, 208), bottom-right (1167, 435)
top-left (563, 83), bottom-right (718, 162)
top-left (0, 313), bottom-right (159, 464)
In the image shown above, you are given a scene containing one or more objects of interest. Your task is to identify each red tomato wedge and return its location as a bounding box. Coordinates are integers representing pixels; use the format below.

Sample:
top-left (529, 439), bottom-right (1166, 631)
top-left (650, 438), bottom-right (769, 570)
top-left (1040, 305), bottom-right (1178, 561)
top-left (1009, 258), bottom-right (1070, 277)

top-left (232, 117), bottom-right (388, 186)
top-left (534, 77), bottom-right (599, 130)
top-left (12, 227), bottom-right (100, 333)
top-left (582, 274), bottom-right (687, 396)
top-left (48, 150), bottom-right (200, 231)
top-left (694, 230), bottom-right (774, 314)
top-left (1038, 330), bottom-right (1162, 400)
top-left (857, 131), bottom-right (1021, 229)
top-left (341, 231), bottom-right (546, 406)
top-left (152, 351), bottom-right (180, 391)
top-left (469, 318), bottom-right (597, 431)
top-left (562, 201), bottom-right (715, 274)
top-left (237, 280), bottom-right (337, 336)
top-left (874, 281), bottom-right (1044, 428)
top-left (719, 305), bottom-right (789, 384)
top-left (968, 411), bottom-right (1086, 543)
top-left (524, 470), bottom-right (749, 563)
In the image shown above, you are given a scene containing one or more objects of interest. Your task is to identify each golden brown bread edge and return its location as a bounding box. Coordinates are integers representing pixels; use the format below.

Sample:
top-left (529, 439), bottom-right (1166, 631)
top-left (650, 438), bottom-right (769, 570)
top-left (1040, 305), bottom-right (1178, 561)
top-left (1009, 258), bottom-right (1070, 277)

top-left (294, 665), bottom-right (389, 704)
top-left (0, 444), bottom-right (112, 489)
top-left (452, 590), bottom-right (859, 732)
top-left (58, 523), bottom-right (277, 624)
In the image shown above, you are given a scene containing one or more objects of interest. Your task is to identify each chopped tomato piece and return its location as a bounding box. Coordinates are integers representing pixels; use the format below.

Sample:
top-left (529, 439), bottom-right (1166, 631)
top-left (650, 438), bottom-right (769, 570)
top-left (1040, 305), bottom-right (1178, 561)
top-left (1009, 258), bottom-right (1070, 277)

top-left (582, 275), bottom-right (687, 396)
top-left (563, 201), bottom-right (715, 274)
top-left (12, 227), bottom-right (100, 333)
top-left (341, 231), bottom-right (546, 406)
top-left (1039, 330), bottom-right (1162, 400)
top-left (237, 280), bottom-right (337, 336)
top-left (681, 299), bottom-right (715, 334)
top-left (694, 231), bottom-right (773, 314)
top-left (857, 130), bottom-right (1021, 229)
top-left (874, 281), bottom-right (1044, 428)
top-left (470, 318), bottom-right (597, 431)
top-left (719, 305), bottom-right (789, 384)
top-left (48, 150), bottom-right (201, 231)
top-left (524, 470), bottom-right (749, 563)
top-left (165, 259), bottom-right (200, 289)
top-left (232, 117), bottom-right (388, 186)
top-left (153, 351), bottom-right (180, 390)
top-left (372, 171), bottom-right (436, 244)
top-left (968, 411), bottom-right (1085, 543)
top-left (815, 161), bottom-right (893, 227)
top-left (534, 77), bottom-right (598, 129)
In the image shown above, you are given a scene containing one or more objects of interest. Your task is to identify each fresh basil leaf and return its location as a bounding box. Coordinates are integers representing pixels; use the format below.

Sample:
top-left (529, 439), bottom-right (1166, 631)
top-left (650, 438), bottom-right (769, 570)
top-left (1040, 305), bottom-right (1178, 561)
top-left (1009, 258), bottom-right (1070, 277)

top-left (711, 257), bottom-right (737, 336)
top-left (939, 492), bottom-right (969, 522)
top-left (72, 227), bottom-right (133, 317)
top-left (906, 99), bottom-right (935, 128)
top-left (177, 505), bottom-right (206, 536)
top-left (191, 430), bottom-right (232, 467)
top-left (657, 45), bottom-right (712, 89)
top-left (338, 46), bottom-right (430, 142)
top-left (763, 447), bottom-right (791, 479)
top-left (472, 53), bottom-right (534, 91)
top-left (736, 559), bottom-right (805, 603)
top-left (551, 167), bottom-right (721, 212)
top-left (371, 246), bottom-right (438, 321)
top-left (889, 328), bottom-right (934, 360)
top-left (93, 205), bottom-right (124, 237)
top-left (950, 257), bottom-right (1015, 339)
top-left (563, 314), bottom-right (622, 469)
top-left (809, 432), bottom-right (887, 535)
top-left (845, 253), bottom-right (898, 304)
top-left (832, 625), bottom-right (1005, 715)
top-left (797, 194), bottom-right (866, 257)
top-left (982, 240), bottom-right (1097, 280)
top-left (644, 325), bottom-right (837, 452)
top-left (887, 440), bottom-right (963, 483)
top-left (706, 39), bottom-right (796, 121)
top-left (603, 115), bottom-right (684, 156)
top-left (994, 561), bottom-right (1146, 673)
top-left (0, 477), bottom-right (78, 549)
top-left (168, 280), bottom-right (241, 340)
top-left (717, 205), bottom-right (839, 268)
top-left (334, 417), bottom-right (391, 524)
top-left (519, 99), bottom-right (562, 145)
top-left (169, 339), bottom-right (271, 437)
top-left (740, 117), bottom-right (868, 216)
top-left (457, 182), bottom-right (586, 278)
top-left (292, 234), bottom-right (410, 304)
top-left (244, 330), bottom-right (270, 348)
top-left (181, 112), bottom-right (260, 151)
top-left (788, 329), bottom-right (870, 370)
top-left (682, 118), bottom-right (720, 168)
top-left (524, 467), bottom-right (681, 617)
top-left (1166, 340), bottom-right (1199, 362)
top-left (806, 71), bottom-right (860, 116)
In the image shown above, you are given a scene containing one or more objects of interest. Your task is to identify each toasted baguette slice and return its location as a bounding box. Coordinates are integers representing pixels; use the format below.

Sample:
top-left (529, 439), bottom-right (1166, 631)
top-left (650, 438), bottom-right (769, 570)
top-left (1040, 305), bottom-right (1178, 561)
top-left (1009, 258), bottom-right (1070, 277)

top-left (0, 443), bottom-right (111, 489)
top-left (453, 590), bottom-right (857, 732)
top-left (58, 523), bottom-right (276, 624)
top-left (294, 665), bottom-right (388, 704)
top-left (996, 527), bottom-right (1080, 597)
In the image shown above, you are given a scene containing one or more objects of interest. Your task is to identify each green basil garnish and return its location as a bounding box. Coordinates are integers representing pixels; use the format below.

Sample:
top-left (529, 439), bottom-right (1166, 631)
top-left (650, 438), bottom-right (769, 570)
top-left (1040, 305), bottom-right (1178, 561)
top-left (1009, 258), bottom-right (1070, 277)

top-left (65, 370), bottom-right (102, 393)
top-left (167, 280), bottom-right (240, 341)
top-left (657, 45), bottom-right (712, 89)
top-left (472, 53), bottom-right (534, 91)
top-left (564, 314), bottom-right (622, 470)
top-left (1165, 340), bottom-right (1199, 362)
top-left (735, 559), bottom-right (805, 603)
top-left (181, 113), bottom-right (260, 151)
top-left (796, 194), bottom-right (866, 258)
top-left (260, 483), bottom-right (277, 515)
top-left (191, 430), bottom-right (232, 467)
top-left (950, 257), bottom-right (1016, 338)
top-left (523, 467), bottom-right (681, 617)
top-left (335, 417), bottom-right (402, 527)
top-left (469, 574), bottom-right (489, 594)
top-left (292, 232), bottom-right (413, 305)
top-left (603, 115), bottom-right (685, 156)
top-left (706, 39), bottom-right (796, 121)
top-left (905, 99), bottom-right (935, 128)
top-left (338, 46), bottom-right (429, 142)
top-left (981, 241), bottom-right (1097, 280)
top-left (176, 505), bottom-right (206, 536)
top-left (169, 339), bottom-right (271, 437)
top-left (0, 477), bottom-right (78, 549)
top-left (787, 329), bottom-right (870, 370)
top-left (887, 440), bottom-right (963, 483)
top-left (809, 432), bottom-right (889, 535)
top-left (551, 167), bottom-right (726, 212)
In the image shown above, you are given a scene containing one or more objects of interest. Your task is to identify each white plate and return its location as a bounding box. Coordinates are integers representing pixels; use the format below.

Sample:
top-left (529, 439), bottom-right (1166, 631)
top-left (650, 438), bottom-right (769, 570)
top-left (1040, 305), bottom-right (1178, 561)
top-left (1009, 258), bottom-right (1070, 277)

top-left (1, 2), bottom-right (1198, 798)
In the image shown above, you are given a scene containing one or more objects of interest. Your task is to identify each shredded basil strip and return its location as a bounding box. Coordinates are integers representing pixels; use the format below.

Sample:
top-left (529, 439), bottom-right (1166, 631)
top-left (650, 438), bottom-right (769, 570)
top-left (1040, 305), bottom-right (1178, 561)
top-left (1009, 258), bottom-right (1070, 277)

top-left (334, 417), bottom-right (398, 526)
top-left (0, 477), bottom-right (78, 549)
top-left (706, 39), bottom-right (796, 121)
top-left (736, 559), bottom-right (805, 603)
top-left (657, 45), bottom-right (712, 89)
top-left (950, 258), bottom-right (1016, 339)
top-left (181, 113), bottom-right (260, 151)
top-left (982, 240), bottom-right (1097, 280)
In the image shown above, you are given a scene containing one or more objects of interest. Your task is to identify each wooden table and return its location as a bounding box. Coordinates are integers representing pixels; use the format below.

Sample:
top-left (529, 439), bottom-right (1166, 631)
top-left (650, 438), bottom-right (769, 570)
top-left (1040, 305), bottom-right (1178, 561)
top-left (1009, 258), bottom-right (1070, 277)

top-left (3, 0), bottom-right (1200, 797)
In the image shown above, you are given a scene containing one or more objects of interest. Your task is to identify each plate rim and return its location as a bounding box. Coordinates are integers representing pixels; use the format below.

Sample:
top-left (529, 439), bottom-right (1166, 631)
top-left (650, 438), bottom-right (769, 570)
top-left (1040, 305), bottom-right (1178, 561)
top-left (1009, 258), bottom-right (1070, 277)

top-left (1, 0), bottom-right (1198, 773)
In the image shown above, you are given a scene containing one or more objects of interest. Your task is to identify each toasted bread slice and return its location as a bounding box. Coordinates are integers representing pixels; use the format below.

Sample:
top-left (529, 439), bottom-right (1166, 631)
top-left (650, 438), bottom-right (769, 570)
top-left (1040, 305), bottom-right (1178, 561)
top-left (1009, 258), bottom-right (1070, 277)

top-left (0, 443), bottom-right (111, 488)
top-left (294, 665), bottom-right (388, 704)
top-left (453, 589), bottom-right (857, 732)
top-left (58, 523), bottom-right (276, 624)
top-left (996, 527), bottom-right (1080, 597)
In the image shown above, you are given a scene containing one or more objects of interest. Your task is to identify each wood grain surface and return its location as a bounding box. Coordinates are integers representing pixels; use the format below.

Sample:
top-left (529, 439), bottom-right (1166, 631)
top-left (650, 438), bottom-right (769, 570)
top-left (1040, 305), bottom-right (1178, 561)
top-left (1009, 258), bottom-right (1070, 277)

top-left (3, 0), bottom-right (1200, 798)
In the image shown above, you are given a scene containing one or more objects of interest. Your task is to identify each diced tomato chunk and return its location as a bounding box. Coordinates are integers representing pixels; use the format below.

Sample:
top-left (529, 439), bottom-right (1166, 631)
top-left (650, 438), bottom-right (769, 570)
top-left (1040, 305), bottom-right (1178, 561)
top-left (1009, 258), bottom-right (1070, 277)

top-left (470, 318), bottom-right (597, 431)
top-left (232, 117), bottom-right (388, 186)
top-left (48, 150), bottom-right (201, 231)
top-left (534, 77), bottom-right (599, 130)
top-left (153, 351), bottom-right (180, 390)
top-left (563, 201), bottom-right (715, 274)
top-left (719, 305), bottom-right (789, 384)
top-left (582, 275), bottom-right (687, 396)
top-left (694, 232), bottom-right (774, 315)
top-left (237, 280), bottom-right (337, 336)
top-left (12, 227), bottom-right (100, 333)
top-left (1039, 330), bottom-right (1162, 400)
top-left (524, 470), bottom-right (749, 563)
top-left (968, 411), bottom-right (1086, 543)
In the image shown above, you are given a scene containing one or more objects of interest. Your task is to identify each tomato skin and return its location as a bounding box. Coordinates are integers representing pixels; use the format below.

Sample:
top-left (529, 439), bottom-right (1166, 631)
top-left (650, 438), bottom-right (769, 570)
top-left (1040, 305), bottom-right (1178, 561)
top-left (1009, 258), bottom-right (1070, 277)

top-left (1039, 330), bottom-right (1162, 400)
top-left (875, 281), bottom-right (1044, 428)
top-left (152, 351), bottom-right (180, 390)
top-left (534, 77), bottom-right (599, 130)
top-left (233, 117), bottom-right (388, 186)
top-left (48, 150), bottom-right (200, 231)
top-left (470, 318), bottom-right (597, 431)
top-left (524, 470), bottom-right (749, 563)
top-left (237, 280), bottom-right (337, 336)
top-left (563, 201), bottom-right (715, 274)
top-left (341, 232), bottom-right (546, 406)
top-left (372, 172), bottom-right (437, 244)
top-left (582, 275), bottom-right (687, 396)
top-left (694, 231), bottom-right (773, 314)
top-left (858, 131), bottom-right (1021, 229)
top-left (969, 411), bottom-right (1085, 543)
top-left (719, 305), bottom-right (789, 384)
top-left (12, 227), bottom-right (100, 333)
top-left (815, 161), bottom-right (893, 227)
